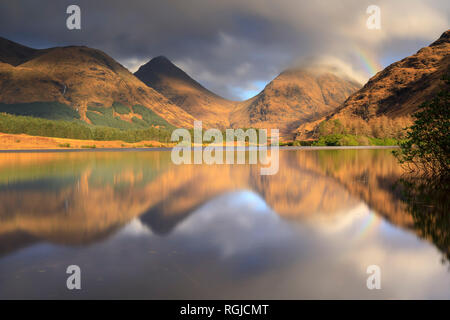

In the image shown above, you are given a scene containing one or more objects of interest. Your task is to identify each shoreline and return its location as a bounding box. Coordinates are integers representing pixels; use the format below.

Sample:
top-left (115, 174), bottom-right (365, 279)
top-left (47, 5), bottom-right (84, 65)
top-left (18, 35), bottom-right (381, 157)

top-left (0, 145), bottom-right (399, 153)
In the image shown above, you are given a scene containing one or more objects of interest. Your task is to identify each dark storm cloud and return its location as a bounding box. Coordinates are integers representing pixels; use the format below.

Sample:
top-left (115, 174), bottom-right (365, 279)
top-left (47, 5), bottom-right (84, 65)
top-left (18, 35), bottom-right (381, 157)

top-left (0, 0), bottom-right (448, 99)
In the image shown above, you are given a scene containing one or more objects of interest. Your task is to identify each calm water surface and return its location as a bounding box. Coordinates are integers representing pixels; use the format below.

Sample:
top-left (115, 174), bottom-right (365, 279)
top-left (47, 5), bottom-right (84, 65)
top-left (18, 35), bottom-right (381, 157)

top-left (0, 149), bottom-right (448, 299)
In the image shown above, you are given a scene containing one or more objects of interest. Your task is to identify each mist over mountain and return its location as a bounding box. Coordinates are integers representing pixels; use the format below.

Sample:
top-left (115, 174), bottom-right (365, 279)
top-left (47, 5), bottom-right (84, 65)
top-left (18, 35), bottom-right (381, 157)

top-left (135, 55), bottom-right (361, 135)
top-left (231, 67), bottom-right (361, 135)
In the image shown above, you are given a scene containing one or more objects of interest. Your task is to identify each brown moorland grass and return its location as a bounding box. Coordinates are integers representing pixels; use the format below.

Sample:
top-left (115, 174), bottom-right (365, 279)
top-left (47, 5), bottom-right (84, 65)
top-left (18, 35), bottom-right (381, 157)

top-left (0, 132), bottom-right (169, 150)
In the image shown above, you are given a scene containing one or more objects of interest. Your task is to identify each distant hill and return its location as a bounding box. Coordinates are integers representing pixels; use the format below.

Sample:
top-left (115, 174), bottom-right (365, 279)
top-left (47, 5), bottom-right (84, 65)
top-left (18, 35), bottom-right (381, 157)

top-left (135, 56), bottom-right (235, 128)
top-left (135, 56), bottom-right (360, 136)
top-left (0, 37), bottom-right (195, 129)
top-left (231, 68), bottom-right (360, 136)
top-left (296, 29), bottom-right (450, 139)
top-left (0, 36), bottom-right (44, 66)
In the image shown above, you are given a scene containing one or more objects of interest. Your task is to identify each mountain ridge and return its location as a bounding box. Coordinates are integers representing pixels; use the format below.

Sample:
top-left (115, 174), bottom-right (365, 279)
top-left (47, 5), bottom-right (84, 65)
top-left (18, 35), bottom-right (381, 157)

top-left (0, 37), bottom-right (196, 129)
top-left (136, 55), bottom-right (361, 135)
top-left (231, 68), bottom-right (361, 135)
top-left (0, 36), bottom-right (44, 66)
top-left (296, 29), bottom-right (450, 139)
top-left (135, 56), bottom-right (236, 128)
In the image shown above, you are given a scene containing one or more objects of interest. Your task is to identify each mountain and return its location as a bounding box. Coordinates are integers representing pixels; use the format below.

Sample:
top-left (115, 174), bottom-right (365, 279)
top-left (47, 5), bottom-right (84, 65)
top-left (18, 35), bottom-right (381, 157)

top-left (135, 56), bottom-right (235, 128)
top-left (135, 57), bottom-right (360, 136)
top-left (0, 37), bottom-right (195, 129)
top-left (0, 36), bottom-right (44, 66)
top-left (0, 37), bottom-right (376, 139)
top-left (230, 68), bottom-right (361, 136)
top-left (296, 29), bottom-right (450, 139)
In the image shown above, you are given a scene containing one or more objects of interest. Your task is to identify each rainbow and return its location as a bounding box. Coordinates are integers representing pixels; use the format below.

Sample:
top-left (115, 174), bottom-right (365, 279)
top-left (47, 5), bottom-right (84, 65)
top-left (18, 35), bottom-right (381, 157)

top-left (357, 211), bottom-right (381, 238)
top-left (353, 47), bottom-right (383, 78)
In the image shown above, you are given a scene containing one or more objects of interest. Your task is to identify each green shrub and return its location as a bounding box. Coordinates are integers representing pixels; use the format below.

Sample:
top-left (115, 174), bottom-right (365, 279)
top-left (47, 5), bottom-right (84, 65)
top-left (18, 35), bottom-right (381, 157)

top-left (314, 134), bottom-right (344, 146)
top-left (318, 119), bottom-right (345, 136)
top-left (87, 104), bottom-right (110, 115)
top-left (0, 113), bottom-right (93, 139)
top-left (132, 104), bottom-right (174, 129)
top-left (339, 135), bottom-right (359, 146)
top-left (131, 116), bottom-right (149, 128)
top-left (85, 104), bottom-right (174, 131)
top-left (369, 137), bottom-right (399, 146)
top-left (313, 134), bottom-right (400, 146)
top-left (112, 102), bottom-right (130, 114)
top-left (317, 117), bottom-right (410, 139)
top-left (394, 75), bottom-right (449, 177)
top-left (292, 140), bottom-right (314, 146)
top-left (86, 110), bottom-right (136, 130)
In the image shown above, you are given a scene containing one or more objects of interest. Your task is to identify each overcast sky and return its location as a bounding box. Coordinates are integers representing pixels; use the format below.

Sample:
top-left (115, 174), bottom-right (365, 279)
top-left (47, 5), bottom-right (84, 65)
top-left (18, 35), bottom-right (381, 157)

top-left (0, 0), bottom-right (448, 100)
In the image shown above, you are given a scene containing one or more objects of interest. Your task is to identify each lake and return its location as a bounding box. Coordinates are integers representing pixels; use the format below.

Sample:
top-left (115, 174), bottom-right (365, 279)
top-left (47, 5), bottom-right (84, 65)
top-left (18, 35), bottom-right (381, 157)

top-left (0, 148), bottom-right (448, 299)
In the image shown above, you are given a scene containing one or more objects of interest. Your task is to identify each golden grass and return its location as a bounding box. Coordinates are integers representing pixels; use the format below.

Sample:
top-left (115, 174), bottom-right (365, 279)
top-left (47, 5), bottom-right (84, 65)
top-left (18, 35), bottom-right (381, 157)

top-left (0, 132), bottom-right (169, 150)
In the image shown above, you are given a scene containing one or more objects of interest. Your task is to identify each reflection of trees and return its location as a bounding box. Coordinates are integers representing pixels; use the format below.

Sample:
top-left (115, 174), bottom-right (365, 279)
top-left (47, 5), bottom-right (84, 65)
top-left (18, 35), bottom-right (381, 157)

top-left (399, 176), bottom-right (450, 264)
top-left (310, 149), bottom-right (449, 262)
top-left (311, 149), bottom-right (413, 227)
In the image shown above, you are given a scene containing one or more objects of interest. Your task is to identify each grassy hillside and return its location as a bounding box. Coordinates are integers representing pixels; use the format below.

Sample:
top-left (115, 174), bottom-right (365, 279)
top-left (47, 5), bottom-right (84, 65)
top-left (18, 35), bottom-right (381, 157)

top-left (299, 117), bottom-right (411, 146)
top-left (0, 100), bottom-right (175, 134)
top-left (132, 104), bottom-right (175, 129)
top-left (313, 134), bottom-right (401, 146)
top-left (0, 102), bottom-right (80, 120)
top-left (0, 39), bottom-right (197, 129)
top-left (86, 103), bottom-right (175, 131)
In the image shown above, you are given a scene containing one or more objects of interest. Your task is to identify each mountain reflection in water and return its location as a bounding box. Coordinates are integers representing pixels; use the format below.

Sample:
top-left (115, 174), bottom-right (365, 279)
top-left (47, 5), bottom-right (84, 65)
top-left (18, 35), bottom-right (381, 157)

top-left (0, 149), bottom-right (448, 299)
